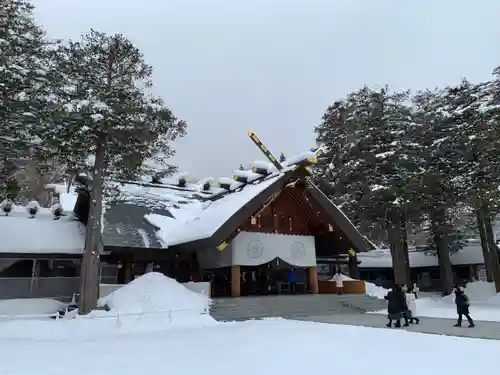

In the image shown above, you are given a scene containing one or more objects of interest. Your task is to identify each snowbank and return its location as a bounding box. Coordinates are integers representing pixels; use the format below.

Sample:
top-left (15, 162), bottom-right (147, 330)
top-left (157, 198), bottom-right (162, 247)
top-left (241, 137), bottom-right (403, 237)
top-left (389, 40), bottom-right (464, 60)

top-left (98, 272), bottom-right (211, 316)
top-left (0, 298), bottom-right (65, 318)
top-left (463, 281), bottom-right (498, 302)
top-left (365, 282), bottom-right (390, 299)
top-left (0, 273), bottom-right (217, 341)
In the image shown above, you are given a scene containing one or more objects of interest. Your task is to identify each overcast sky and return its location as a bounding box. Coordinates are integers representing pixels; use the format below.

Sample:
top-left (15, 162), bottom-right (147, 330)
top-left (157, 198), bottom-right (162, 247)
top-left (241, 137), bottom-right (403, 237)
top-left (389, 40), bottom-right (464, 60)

top-left (33, 0), bottom-right (500, 179)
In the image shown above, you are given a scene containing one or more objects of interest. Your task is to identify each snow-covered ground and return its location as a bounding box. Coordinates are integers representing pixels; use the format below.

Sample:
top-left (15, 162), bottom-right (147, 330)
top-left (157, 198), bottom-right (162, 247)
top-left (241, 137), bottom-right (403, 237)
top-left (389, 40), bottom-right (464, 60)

top-left (368, 280), bottom-right (500, 322)
top-left (1, 273), bottom-right (500, 374)
top-left (2, 317), bottom-right (500, 375)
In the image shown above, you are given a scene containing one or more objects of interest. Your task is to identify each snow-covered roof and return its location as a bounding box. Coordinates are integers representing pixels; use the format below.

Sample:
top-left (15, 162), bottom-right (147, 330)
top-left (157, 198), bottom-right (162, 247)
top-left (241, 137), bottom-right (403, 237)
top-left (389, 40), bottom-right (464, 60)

top-left (358, 240), bottom-right (486, 268)
top-left (144, 173), bottom-right (283, 247)
top-left (0, 206), bottom-right (85, 255)
top-left (111, 152), bottom-right (327, 248)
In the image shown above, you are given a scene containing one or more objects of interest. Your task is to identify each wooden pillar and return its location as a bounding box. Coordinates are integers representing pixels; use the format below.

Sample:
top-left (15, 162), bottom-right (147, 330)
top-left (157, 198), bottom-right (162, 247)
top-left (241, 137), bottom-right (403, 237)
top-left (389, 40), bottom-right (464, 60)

top-left (309, 266), bottom-right (319, 294)
top-left (231, 265), bottom-right (241, 297)
top-left (124, 258), bottom-right (133, 283)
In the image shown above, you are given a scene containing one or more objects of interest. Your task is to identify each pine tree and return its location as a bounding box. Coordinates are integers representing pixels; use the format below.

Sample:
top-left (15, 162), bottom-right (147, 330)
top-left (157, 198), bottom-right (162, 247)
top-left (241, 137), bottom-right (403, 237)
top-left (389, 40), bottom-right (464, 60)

top-left (279, 152), bottom-right (286, 163)
top-left (0, 0), bottom-right (62, 194)
top-left (315, 99), bottom-right (361, 225)
top-left (444, 77), bottom-right (500, 290)
top-left (46, 30), bottom-right (186, 313)
top-left (316, 86), bottom-right (417, 284)
top-left (409, 88), bottom-right (463, 295)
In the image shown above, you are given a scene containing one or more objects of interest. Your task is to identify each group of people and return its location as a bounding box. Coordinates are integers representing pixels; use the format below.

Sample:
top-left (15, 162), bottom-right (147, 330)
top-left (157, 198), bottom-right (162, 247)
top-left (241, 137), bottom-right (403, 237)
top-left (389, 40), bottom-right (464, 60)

top-left (384, 283), bottom-right (475, 328)
top-left (384, 283), bottom-right (420, 328)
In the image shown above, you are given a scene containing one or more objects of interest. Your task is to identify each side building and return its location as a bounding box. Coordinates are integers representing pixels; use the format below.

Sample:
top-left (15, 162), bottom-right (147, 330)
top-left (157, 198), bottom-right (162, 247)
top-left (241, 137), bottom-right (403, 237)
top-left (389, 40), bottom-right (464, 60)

top-left (0, 194), bottom-right (84, 301)
top-left (358, 244), bottom-right (490, 291)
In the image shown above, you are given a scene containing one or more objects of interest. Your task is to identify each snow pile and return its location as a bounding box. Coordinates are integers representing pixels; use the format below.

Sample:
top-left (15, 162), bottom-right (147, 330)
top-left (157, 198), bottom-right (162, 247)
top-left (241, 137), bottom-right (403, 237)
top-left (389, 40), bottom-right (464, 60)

top-left (439, 281), bottom-right (500, 305)
top-left (98, 272), bottom-right (210, 316)
top-left (0, 298), bottom-right (65, 318)
top-left (0, 273), bottom-right (217, 341)
top-left (365, 282), bottom-right (390, 299)
top-left (464, 281), bottom-right (497, 302)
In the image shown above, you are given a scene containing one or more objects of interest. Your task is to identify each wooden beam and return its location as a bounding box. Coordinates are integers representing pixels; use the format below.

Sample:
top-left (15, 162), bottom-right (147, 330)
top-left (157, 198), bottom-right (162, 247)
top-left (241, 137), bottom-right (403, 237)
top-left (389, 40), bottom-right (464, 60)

top-left (309, 267), bottom-right (319, 294)
top-left (284, 187), bottom-right (313, 221)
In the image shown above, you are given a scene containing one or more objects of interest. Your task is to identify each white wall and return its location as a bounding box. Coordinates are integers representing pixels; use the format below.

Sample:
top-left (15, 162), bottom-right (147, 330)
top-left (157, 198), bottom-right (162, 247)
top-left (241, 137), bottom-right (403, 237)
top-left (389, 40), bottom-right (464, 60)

top-left (232, 231), bottom-right (317, 267)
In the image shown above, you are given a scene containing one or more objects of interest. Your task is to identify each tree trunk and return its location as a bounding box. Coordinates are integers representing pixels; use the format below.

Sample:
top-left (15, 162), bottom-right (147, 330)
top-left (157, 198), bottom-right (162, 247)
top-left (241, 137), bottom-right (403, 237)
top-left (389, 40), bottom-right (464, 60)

top-left (78, 136), bottom-right (106, 314)
top-left (78, 188), bottom-right (95, 314)
top-left (388, 209), bottom-right (409, 286)
top-left (476, 208), bottom-right (493, 281)
top-left (400, 216), bottom-right (412, 284)
top-left (430, 215), bottom-right (453, 295)
top-left (483, 210), bottom-right (500, 292)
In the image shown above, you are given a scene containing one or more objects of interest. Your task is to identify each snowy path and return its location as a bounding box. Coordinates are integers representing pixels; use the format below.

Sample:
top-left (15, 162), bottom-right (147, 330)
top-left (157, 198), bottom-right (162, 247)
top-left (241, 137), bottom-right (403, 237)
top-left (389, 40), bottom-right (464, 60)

top-left (210, 294), bottom-right (387, 321)
top-left (294, 313), bottom-right (500, 340)
top-left (210, 294), bottom-right (500, 340)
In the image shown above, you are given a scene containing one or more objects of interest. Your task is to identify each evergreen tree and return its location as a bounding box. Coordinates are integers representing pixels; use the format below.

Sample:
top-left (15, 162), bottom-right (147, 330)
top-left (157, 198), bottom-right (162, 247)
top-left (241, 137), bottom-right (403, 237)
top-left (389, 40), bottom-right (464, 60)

top-left (46, 30), bottom-right (186, 313)
top-left (443, 78), bottom-right (500, 290)
top-left (0, 0), bottom-right (62, 194)
top-left (409, 88), bottom-right (466, 294)
top-left (279, 152), bottom-right (286, 163)
top-left (316, 86), bottom-right (417, 285)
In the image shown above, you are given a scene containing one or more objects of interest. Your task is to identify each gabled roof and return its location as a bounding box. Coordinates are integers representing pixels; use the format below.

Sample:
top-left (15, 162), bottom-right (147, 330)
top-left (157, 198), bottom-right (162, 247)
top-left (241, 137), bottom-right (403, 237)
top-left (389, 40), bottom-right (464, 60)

top-left (103, 167), bottom-right (372, 253)
top-left (144, 167), bottom-right (301, 250)
top-left (71, 153), bottom-right (372, 253)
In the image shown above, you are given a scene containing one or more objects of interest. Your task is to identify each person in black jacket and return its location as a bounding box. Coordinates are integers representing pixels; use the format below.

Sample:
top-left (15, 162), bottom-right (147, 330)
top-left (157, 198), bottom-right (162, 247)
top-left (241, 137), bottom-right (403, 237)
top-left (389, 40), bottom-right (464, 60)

top-left (453, 285), bottom-right (475, 328)
top-left (384, 285), bottom-right (409, 328)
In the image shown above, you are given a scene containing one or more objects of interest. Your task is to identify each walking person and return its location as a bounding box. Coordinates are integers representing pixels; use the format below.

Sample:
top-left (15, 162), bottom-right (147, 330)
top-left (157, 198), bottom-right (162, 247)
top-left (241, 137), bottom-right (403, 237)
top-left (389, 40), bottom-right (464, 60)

top-left (406, 287), bottom-right (420, 324)
top-left (288, 268), bottom-right (297, 294)
top-left (412, 283), bottom-right (420, 299)
top-left (385, 285), bottom-right (408, 328)
top-left (333, 269), bottom-right (344, 295)
top-left (400, 284), bottom-right (410, 327)
top-left (453, 285), bottom-right (475, 328)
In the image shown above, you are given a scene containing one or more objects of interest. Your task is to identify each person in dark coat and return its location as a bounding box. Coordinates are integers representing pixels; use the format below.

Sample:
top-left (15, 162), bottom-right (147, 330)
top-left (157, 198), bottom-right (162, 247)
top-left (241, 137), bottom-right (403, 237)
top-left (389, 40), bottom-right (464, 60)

top-left (453, 285), bottom-right (475, 328)
top-left (384, 285), bottom-right (409, 328)
top-left (288, 268), bottom-right (297, 294)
